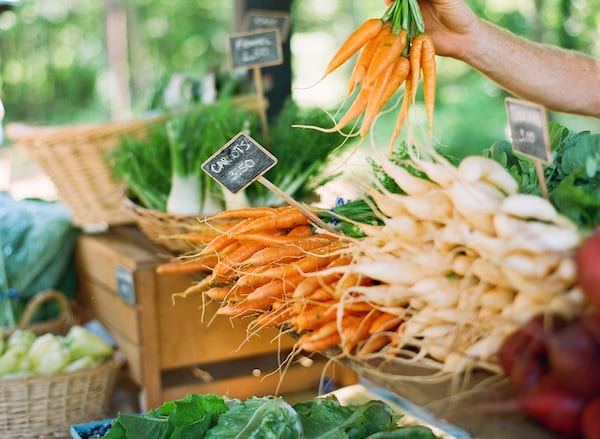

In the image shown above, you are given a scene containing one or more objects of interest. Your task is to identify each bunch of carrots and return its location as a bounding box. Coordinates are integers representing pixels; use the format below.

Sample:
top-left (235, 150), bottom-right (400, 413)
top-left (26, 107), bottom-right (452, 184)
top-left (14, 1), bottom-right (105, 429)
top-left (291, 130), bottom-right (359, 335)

top-left (310, 0), bottom-right (436, 147)
top-left (156, 205), bottom-right (393, 355)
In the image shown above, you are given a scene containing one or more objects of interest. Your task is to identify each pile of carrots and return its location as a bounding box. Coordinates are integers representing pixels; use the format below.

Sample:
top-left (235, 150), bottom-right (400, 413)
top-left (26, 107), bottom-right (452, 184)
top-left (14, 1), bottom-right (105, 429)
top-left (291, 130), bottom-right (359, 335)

top-left (310, 0), bottom-right (436, 148)
top-left (155, 205), bottom-right (396, 355)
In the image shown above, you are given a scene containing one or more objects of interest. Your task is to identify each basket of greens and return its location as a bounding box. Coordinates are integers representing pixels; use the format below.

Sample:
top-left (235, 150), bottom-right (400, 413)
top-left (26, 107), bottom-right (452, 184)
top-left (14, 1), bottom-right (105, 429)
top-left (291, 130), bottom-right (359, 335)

top-left (109, 98), bottom-right (347, 253)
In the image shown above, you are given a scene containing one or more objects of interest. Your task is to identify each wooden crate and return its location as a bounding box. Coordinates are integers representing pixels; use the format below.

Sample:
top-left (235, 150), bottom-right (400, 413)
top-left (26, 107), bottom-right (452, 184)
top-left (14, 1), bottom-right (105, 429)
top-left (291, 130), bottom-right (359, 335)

top-left (74, 226), bottom-right (356, 410)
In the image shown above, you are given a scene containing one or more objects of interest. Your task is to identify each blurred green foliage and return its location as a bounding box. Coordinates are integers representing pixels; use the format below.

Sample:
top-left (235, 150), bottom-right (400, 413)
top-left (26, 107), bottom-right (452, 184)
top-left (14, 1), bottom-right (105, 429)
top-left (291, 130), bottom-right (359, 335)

top-left (0, 0), bottom-right (598, 156)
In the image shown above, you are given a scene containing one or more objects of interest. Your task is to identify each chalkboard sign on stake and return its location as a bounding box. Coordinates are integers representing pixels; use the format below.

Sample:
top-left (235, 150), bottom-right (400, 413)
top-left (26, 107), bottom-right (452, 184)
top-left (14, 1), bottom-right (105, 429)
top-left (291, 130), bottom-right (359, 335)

top-left (202, 132), bottom-right (277, 194)
top-left (505, 97), bottom-right (552, 198)
top-left (243, 9), bottom-right (291, 42)
top-left (227, 29), bottom-right (283, 71)
top-left (202, 132), bottom-right (335, 232)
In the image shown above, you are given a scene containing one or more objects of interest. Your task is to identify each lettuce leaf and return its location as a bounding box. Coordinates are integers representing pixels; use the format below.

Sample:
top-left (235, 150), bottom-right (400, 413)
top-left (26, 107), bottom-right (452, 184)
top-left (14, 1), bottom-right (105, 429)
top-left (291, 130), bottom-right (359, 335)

top-left (102, 393), bottom-right (228, 439)
top-left (293, 397), bottom-right (400, 439)
top-left (205, 396), bottom-right (302, 439)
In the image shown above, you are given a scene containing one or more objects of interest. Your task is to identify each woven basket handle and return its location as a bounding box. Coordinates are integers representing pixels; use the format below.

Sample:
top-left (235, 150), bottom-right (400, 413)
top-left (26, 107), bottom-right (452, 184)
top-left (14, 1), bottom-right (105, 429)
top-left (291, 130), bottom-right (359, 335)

top-left (17, 289), bottom-right (75, 329)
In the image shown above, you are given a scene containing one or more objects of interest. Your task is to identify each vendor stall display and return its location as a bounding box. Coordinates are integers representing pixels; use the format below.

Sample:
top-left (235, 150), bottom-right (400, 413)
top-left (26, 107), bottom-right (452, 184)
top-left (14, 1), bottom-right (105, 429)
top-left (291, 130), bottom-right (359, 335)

top-left (149, 120), bottom-right (600, 439)
top-left (4, 1), bottom-right (599, 438)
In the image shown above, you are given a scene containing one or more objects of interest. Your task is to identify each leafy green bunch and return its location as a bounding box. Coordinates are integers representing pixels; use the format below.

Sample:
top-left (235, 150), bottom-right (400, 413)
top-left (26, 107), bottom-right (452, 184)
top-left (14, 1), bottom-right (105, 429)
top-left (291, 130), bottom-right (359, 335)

top-left (97, 393), bottom-right (440, 439)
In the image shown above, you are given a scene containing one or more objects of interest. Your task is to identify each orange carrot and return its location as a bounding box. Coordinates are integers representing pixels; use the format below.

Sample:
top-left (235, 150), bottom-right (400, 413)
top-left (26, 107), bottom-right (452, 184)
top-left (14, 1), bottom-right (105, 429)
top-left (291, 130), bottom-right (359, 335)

top-left (242, 236), bottom-right (335, 267)
top-left (388, 77), bottom-right (412, 152)
top-left (207, 206), bottom-right (280, 220)
top-left (244, 273), bottom-right (305, 303)
top-left (369, 312), bottom-right (403, 334)
top-left (205, 284), bottom-right (237, 301)
top-left (357, 334), bottom-right (391, 355)
top-left (297, 319), bottom-right (341, 352)
top-left (305, 283), bottom-right (336, 302)
top-left (363, 29), bottom-right (407, 87)
top-left (293, 255), bottom-right (352, 299)
top-left (233, 229), bottom-right (320, 247)
top-left (171, 277), bottom-right (211, 301)
top-left (359, 55), bottom-right (410, 136)
top-left (216, 296), bottom-right (275, 317)
top-left (252, 306), bottom-right (294, 328)
top-left (286, 224), bottom-right (314, 238)
top-left (342, 311), bottom-right (381, 353)
top-left (291, 302), bottom-right (338, 331)
top-left (200, 217), bottom-right (257, 255)
top-left (347, 24), bottom-right (392, 95)
top-left (237, 241), bottom-right (347, 289)
top-left (156, 253), bottom-right (219, 275)
top-left (420, 34), bottom-right (437, 134)
top-left (233, 206), bottom-right (311, 235)
top-left (321, 18), bottom-right (384, 80)
top-left (298, 331), bottom-right (341, 353)
top-left (408, 34), bottom-right (425, 102)
top-left (209, 240), bottom-right (268, 283)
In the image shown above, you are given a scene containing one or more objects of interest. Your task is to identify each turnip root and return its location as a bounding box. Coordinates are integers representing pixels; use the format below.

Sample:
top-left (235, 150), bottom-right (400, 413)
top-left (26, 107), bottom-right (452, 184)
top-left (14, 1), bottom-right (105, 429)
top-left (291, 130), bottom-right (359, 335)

top-left (457, 155), bottom-right (518, 195)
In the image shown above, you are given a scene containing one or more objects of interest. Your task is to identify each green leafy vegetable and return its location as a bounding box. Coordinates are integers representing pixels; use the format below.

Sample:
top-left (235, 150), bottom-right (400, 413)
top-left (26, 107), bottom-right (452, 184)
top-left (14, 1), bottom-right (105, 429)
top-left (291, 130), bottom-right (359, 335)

top-left (103, 393), bottom-right (229, 439)
top-left (293, 397), bottom-right (400, 439)
top-left (205, 396), bottom-right (303, 439)
top-left (95, 393), bottom-right (441, 439)
top-left (107, 98), bottom-right (262, 213)
top-left (484, 121), bottom-right (600, 230)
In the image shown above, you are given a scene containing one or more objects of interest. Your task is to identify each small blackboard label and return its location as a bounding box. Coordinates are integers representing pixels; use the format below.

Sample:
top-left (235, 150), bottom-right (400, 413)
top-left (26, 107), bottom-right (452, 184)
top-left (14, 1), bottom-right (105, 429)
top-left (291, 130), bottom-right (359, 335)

top-left (505, 98), bottom-right (552, 163)
top-left (244, 9), bottom-right (291, 42)
top-left (227, 29), bottom-right (283, 70)
top-left (202, 132), bottom-right (277, 193)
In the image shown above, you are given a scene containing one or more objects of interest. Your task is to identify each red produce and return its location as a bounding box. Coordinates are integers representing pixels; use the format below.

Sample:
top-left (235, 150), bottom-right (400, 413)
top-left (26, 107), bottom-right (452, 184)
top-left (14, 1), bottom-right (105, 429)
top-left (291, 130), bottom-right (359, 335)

top-left (582, 397), bottom-right (600, 439)
top-left (547, 320), bottom-right (600, 398)
top-left (575, 231), bottom-right (600, 314)
top-left (519, 375), bottom-right (586, 437)
top-left (581, 312), bottom-right (600, 345)
top-left (498, 314), bottom-right (568, 391)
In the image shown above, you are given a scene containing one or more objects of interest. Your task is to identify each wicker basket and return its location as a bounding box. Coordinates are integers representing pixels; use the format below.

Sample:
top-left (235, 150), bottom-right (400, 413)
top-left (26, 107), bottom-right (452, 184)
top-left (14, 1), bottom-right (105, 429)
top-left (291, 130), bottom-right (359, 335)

top-left (124, 198), bottom-right (239, 254)
top-left (2, 290), bottom-right (76, 338)
top-left (5, 116), bottom-right (166, 229)
top-left (0, 352), bottom-right (125, 439)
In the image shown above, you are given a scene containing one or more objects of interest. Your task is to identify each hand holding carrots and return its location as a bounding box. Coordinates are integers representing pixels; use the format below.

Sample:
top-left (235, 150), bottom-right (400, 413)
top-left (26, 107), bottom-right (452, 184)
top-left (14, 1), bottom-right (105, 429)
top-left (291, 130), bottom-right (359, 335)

top-left (319, 0), bottom-right (437, 145)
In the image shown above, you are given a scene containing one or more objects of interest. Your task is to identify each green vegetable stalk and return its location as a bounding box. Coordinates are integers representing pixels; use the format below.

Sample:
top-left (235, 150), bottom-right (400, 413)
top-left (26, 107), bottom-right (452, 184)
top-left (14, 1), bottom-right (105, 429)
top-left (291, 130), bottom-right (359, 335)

top-left (166, 117), bottom-right (222, 215)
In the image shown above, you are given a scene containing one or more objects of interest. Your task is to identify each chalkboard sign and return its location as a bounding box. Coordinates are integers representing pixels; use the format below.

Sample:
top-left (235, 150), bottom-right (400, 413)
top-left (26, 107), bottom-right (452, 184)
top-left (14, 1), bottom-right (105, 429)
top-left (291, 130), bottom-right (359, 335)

top-left (505, 98), bottom-right (552, 163)
top-left (227, 29), bottom-right (283, 70)
top-left (202, 132), bottom-right (277, 193)
top-left (244, 9), bottom-right (291, 42)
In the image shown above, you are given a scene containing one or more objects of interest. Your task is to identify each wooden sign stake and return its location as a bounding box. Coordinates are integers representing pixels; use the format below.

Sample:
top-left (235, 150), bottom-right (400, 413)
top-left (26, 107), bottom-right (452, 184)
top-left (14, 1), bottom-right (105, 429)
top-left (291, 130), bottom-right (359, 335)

top-left (257, 176), bottom-right (334, 232)
top-left (534, 161), bottom-right (549, 199)
top-left (252, 67), bottom-right (269, 143)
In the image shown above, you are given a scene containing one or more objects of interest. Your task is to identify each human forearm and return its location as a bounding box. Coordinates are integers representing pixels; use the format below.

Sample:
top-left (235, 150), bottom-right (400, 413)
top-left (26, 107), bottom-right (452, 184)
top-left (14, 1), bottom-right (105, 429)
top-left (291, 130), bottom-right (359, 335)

top-left (460, 19), bottom-right (600, 118)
